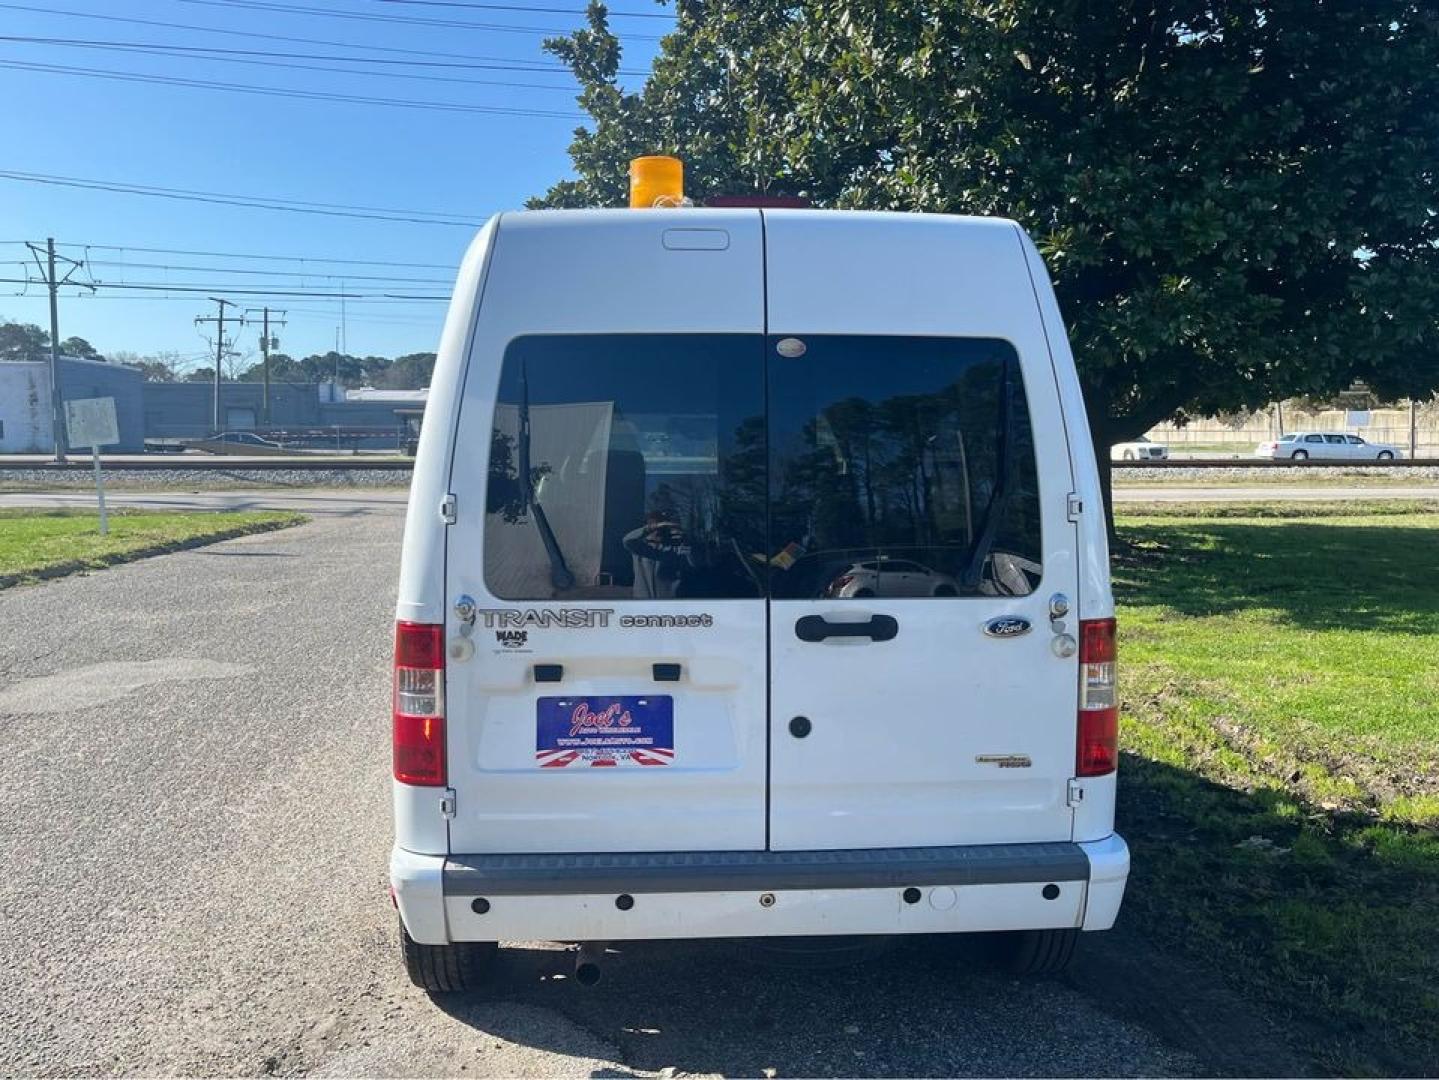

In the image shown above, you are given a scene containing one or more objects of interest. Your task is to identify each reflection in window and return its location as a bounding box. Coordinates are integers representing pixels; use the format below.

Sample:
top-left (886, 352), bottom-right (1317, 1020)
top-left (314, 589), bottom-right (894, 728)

top-left (767, 336), bottom-right (1042, 599)
top-left (483, 335), bottom-right (766, 601)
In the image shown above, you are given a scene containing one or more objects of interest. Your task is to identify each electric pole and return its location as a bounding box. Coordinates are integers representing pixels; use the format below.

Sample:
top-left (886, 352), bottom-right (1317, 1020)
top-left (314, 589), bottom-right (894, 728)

top-left (245, 307), bottom-right (286, 428)
top-left (195, 298), bottom-right (243, 433)
top-left (25, 238), bottom-right (94, 464)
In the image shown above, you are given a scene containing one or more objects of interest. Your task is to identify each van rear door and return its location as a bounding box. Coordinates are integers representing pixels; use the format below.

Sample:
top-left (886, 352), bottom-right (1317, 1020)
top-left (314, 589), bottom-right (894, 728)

top-left (444, 211), bottom-right (769, 854)
top-left (762, 212), bottom-right (1081, 850)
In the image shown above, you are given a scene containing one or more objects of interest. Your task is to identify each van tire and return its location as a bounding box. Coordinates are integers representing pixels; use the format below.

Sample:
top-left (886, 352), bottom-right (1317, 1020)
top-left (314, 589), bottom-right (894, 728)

top-left (400, 919), bottom-right (496, 993)
top-left (993, 927), bottom-right (1078, 976)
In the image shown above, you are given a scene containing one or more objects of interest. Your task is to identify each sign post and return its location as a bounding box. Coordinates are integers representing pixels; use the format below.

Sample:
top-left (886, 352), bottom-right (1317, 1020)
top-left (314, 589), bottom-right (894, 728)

top-left (63, 397), bottom-right (119, 536)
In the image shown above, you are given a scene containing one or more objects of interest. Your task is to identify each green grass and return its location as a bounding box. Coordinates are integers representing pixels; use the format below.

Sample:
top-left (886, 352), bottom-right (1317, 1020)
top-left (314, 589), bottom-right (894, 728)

top-left (1113, 502), bottom-right (1439, 1073)
top-left (0, 507), bottom-right (305, 587)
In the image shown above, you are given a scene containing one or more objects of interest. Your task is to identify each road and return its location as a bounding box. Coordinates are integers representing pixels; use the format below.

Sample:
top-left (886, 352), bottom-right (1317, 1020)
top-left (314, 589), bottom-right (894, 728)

top-left (2, 481), bottom-right (1437, 519)
top-left (0, 502), bottom-right (1216, 1077)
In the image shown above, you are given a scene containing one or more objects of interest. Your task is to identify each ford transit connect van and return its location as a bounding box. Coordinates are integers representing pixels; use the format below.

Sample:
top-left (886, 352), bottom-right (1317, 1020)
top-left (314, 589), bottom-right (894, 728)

top-left (391, 204), bottom-right (1128, 991)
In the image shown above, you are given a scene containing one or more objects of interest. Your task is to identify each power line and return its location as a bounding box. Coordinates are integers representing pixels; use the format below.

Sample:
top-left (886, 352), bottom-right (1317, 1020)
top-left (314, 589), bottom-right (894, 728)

top-left (0, 170), bottom-right (485, 226)
top-left (0, 59), bottom-right (586, 118)
top-left (0, 2), bottom-right (612, 70)
top-left (0, 276), bottom-right (449, 299)
top-left (174, 0), bottom-right (664, 40)
top-left (84, 258), bottom-right (453, 284)
top-left (26, 241), bottom-right (456, 270)
top-left (0, 34), bottom-right (587, 86)
top-left (370, 0), bottom-right (672, 18)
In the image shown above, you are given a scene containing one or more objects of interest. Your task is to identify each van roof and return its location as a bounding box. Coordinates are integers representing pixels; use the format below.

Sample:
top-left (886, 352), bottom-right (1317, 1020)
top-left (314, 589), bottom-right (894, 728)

top-left (499, 207), bottom-right (1022, 233)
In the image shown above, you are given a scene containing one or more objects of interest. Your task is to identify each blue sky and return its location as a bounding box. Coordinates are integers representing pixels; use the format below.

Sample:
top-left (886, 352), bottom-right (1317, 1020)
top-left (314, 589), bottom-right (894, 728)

top-left (0, 0), bottom-right (668, 372)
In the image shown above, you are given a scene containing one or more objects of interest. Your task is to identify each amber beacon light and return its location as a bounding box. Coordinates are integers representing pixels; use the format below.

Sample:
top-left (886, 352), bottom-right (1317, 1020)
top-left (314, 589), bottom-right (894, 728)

top-left (629, 155), bottom-right (684, 208)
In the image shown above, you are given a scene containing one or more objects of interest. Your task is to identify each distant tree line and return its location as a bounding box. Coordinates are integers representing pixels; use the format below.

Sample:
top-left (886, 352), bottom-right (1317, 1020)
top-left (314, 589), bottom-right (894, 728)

top-left (0, 318), bottom-right (436, 390)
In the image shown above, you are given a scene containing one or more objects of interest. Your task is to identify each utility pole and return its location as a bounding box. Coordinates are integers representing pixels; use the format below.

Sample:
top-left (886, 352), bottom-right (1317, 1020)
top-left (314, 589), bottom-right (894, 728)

top-left (1411, 398), bottom-right (1420, 460)
top-left (244, 307), bottom-right (286, 428)
top-left (195, 298), bottom-right (243, 433)
top-left (26, 238), bottom-right (94, 464)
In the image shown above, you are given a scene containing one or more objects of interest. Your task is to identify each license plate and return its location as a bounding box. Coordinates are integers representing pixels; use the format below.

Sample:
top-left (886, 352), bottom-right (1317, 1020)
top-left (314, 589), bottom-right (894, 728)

top-left (535, 696), bottom-right (675, 768)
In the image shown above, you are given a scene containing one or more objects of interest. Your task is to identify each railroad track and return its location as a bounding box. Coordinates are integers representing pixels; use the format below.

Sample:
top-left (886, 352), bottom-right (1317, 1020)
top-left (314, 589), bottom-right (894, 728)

top-left (0, 456), bottom-right (1435, 472)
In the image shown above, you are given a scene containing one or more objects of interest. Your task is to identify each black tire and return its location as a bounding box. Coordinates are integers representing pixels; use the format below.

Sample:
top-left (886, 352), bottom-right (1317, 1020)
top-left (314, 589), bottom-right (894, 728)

top-left (1291, 449), bottom-right (1309, 461)
top-left (399, 918), bottom-right (496, 993)
top-left (1378, 450), bottom-right (1395, 460)
top-left (992, 928), bottom-right (1079, 976)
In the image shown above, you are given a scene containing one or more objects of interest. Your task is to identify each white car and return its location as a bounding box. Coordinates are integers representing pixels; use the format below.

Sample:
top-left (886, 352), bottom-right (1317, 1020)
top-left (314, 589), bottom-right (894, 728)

top-left (1110, 436), bottom-right (1168, 461)
top-left (390, 190), bottom-right (1127, 991)
top-left (825, 558), bottom-right (961, 598)
top-left (1255, 432), bottom-right (1403, 461)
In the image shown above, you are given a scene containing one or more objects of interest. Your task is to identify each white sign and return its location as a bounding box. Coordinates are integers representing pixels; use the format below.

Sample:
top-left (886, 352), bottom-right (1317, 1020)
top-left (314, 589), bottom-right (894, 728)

top-left (1346, 410), bottom-right (1372, 428)
top-left (65, 397), bottom-right (119, 448)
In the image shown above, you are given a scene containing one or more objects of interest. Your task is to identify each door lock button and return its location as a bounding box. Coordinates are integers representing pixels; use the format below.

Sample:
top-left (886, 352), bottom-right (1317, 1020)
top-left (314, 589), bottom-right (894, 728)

top-left (789, 715), bottom-right (812, 738)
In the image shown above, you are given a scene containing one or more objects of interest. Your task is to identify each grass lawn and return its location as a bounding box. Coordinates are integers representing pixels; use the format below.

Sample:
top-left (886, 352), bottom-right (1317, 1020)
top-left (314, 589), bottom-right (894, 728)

top-left (1113, 500), bottom-right (1439, 1074)
top-left (0, 507), bottom-right (305, 587)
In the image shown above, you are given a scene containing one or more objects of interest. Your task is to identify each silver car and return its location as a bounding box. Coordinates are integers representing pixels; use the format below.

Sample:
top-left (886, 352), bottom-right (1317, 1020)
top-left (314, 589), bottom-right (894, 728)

top-left (1255, 432), bottom-right (1403, 461)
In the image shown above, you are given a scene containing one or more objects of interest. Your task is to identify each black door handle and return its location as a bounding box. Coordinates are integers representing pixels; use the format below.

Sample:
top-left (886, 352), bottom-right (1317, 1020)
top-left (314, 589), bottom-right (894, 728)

top-left (795, 614), bottom-right (898, 643)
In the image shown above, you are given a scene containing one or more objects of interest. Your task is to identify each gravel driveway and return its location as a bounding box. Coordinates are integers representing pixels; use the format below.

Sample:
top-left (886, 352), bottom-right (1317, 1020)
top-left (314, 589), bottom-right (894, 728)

top-left (0, 507), bottom-right (1199, 1077)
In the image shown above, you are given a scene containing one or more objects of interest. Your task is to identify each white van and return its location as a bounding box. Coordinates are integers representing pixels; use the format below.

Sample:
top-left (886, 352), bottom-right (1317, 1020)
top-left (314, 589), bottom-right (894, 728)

top-left (390, 205), bottom-right (1128, 991)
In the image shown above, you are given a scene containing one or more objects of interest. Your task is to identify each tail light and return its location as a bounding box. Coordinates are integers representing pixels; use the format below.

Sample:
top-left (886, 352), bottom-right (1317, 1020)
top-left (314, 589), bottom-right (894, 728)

top-left (393, 621), bottom-right (446, 786)
top-left (1076, 618), bottom-right (1118, 776)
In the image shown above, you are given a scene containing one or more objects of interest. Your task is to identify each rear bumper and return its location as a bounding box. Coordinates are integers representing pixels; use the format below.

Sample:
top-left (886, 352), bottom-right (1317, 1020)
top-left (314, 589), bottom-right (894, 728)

top-left (391, 835), bottom-right (1129, 945)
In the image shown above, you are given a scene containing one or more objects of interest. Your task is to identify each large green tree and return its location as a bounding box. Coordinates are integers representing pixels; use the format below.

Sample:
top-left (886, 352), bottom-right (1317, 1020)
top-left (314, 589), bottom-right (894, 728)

top-left (536, 1), bottom-right (1439, 511)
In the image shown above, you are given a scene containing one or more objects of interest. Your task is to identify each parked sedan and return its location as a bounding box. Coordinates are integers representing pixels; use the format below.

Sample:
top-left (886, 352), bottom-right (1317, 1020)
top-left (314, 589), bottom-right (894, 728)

top-left (824, 558), bottom-right (960, 598)
top-left (1255, 432), bottom-right (1403, 461)
top-left (1110, 436), bottom-right (1169, 461)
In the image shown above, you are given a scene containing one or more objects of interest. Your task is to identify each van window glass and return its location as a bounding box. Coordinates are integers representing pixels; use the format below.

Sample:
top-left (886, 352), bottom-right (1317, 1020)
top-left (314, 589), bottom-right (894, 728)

top-left (1306, 434), bottom-right (1324, 443)
top-left (1324, 434), bottom-right (1346, 445)
top-left (1347, 435), bottom-right (1364, 445)
top-left (484, 334), bottom-right (766, 601)
top-left (767, 336), bottom-right (1042, 599)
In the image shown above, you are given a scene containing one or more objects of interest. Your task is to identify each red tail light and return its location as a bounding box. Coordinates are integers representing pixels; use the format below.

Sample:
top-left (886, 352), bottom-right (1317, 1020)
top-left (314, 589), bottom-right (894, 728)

top-left (393, 621), bottom-right (446, 786)
top-left (1076, 618), bottom-right (1118, 777)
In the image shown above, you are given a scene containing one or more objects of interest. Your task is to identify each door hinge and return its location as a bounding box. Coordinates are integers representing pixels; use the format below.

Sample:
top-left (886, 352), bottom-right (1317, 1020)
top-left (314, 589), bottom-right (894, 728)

top-left (1066, 493), bottom-right (1084, 522)
top-left (440, 788), bottom-right (457, 819)
top-left (1067, 778), bottom-right (1086, 807)
top-left (439, 493), bottom-right (457, 524)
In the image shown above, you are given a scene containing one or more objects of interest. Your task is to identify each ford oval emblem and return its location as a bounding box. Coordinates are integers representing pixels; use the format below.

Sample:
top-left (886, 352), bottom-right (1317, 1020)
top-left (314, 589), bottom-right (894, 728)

top-left (984, 616), bottom-right (1032, 639)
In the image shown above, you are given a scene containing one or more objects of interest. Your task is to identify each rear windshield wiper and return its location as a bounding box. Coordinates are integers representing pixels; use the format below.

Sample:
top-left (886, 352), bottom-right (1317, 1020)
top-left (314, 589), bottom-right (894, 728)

top-left (960, 359), bottom-right (1018, 589)
top-left (518, 360), bottom-right (576, 592)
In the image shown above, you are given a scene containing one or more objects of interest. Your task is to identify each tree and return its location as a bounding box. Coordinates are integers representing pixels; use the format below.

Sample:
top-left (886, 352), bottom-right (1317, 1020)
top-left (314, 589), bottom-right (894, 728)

top-left (60, 336), bottom-right (103, 362)
top-left (112, 350), bottom-right (186, 382)
top-left (536, 1), bottom-right (1439, 520)
top-left (0, 321), bottom-right (50, 362)
top-left (379, 351), bottom-right (437, 390)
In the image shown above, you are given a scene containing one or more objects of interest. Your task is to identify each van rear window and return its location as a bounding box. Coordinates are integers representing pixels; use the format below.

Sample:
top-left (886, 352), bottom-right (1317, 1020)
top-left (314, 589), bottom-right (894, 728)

top-left (484, 334), bottom-right (767, 600)
top-left (767, 335), bottom-right (1041, 600)
top-left (482, 334), bottom-right (1042, 601)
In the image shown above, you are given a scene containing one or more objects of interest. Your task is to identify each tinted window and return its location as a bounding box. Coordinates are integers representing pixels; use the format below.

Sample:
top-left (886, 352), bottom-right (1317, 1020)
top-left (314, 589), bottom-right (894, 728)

top-left (1347, 435), bottom-right (1365, 445)
top-left (1279, 434), bottom-right (1297, 442)
top-left (1306, 434), bottom-right (1324, 443)
top-left (1324, 434), bottom-right (1346, 445)
top-left (768, 336), bottom-right (1042, 599)
top-left (484, 335), bottom-right (766, 601)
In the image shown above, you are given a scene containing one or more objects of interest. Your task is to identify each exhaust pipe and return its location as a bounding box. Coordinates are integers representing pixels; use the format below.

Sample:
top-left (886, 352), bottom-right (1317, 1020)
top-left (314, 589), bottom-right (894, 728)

top-left (574, 942), bottom-right (604, 987)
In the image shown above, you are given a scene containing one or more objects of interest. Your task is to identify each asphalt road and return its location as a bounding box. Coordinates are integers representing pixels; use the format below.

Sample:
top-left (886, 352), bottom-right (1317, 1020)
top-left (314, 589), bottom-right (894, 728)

top-left (0, 505), bottom-right (1209, 1076)
top-left (3, 482), bottom-right (1438, 519)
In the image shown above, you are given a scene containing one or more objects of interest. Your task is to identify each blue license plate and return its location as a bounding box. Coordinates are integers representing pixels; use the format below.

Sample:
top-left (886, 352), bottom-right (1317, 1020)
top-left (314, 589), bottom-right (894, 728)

top-left (535, 696), bottom-right (675, 768)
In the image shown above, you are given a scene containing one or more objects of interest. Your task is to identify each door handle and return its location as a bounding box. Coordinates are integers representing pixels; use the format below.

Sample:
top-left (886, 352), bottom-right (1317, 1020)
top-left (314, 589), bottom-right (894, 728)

top-left (795, 614), bottom-right (898, 643)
